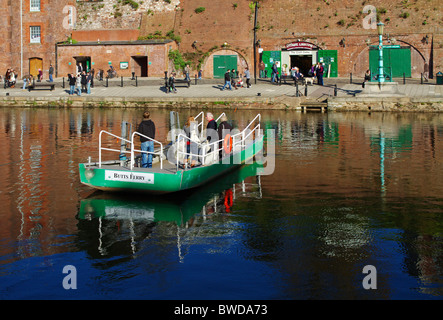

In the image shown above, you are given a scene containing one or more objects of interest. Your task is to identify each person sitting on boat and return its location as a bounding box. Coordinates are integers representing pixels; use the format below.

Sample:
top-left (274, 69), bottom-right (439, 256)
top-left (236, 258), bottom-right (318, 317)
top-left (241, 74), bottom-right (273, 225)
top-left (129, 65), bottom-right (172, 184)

top-left (205, 112), bottom-right (218, 152)
top-left (218, 115), bottom-right (233, 159)
top-left (137, 110), bottom-right (156, 168)
top-left (183, 116), bottom-right (199, 167)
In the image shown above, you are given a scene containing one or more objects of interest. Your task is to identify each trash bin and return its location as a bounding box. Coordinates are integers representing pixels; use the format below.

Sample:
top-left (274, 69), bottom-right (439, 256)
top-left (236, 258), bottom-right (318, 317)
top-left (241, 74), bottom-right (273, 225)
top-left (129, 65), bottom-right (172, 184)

top-left (437, 72), bottom-right (443, 85)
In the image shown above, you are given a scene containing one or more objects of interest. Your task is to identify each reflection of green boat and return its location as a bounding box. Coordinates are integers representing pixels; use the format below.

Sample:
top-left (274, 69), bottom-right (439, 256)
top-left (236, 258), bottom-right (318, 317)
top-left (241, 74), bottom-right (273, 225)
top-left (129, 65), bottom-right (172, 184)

top-left (78, 162), bottom-right (263, 226)
top-left (76, 163), bottom-right (262, 259)
top-left (78, 113), bottom-right (263, 194)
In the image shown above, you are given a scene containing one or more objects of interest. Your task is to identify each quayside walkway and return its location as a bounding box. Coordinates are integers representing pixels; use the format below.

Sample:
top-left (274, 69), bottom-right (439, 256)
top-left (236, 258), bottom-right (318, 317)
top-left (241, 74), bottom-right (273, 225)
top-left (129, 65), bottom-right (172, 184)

top-left (1, 77), bottom-right (442, 111)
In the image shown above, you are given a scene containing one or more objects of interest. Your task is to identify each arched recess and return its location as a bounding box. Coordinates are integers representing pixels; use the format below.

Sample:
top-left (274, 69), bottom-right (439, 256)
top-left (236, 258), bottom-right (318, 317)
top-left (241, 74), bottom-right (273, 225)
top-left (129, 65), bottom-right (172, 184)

top-left (201, 49), bottom-right (249, 79)
top-left (353, 39), bottom-right (428, 78)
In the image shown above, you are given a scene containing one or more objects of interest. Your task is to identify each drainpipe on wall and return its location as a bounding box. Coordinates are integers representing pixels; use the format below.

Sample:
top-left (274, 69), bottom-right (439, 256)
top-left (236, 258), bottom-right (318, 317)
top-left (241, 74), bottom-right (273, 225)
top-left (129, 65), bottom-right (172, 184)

top-left (253, 1), bottom-right (258, 84)
top-left (55, 41), bottom-right (65, 78)
top-left (20, 0), bottom-right (23, 78)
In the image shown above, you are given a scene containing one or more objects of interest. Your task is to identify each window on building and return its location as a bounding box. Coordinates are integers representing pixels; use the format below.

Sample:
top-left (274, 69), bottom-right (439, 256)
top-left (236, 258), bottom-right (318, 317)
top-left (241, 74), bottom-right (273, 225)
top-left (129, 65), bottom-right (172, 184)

top-left (30, 26), bottom-right (41, 43)
top-left (30, 0), bottom-right (41, 12)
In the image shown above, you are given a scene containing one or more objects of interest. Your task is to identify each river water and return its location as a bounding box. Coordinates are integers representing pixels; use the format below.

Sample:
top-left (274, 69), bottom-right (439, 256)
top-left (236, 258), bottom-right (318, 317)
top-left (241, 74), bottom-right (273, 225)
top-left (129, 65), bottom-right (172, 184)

top-left (0, 107), bottom-right (441, 300)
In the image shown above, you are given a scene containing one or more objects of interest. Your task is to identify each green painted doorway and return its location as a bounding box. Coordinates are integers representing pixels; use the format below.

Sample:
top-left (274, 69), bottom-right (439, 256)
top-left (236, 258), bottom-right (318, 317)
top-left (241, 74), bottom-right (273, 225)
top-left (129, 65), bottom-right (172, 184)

top-left (262, 51), bottom-right (281, 77)
top-left (213, 55), bottom-right (238, 79)
top-left (318, 50), bottom-right (338, 77)
top-left (369, 46), bottom-right (411, 78)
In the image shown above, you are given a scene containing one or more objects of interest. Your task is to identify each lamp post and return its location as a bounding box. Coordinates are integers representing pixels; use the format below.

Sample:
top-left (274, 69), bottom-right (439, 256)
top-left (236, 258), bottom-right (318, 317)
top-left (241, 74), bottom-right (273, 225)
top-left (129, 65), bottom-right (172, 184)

top-left (377, 21), bottom-right (385, 83)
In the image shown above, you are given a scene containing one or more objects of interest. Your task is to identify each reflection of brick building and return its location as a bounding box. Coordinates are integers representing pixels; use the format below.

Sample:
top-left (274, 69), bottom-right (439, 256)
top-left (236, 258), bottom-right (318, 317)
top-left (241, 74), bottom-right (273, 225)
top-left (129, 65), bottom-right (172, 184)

top-left (0, 0), bottom-right (76, 79)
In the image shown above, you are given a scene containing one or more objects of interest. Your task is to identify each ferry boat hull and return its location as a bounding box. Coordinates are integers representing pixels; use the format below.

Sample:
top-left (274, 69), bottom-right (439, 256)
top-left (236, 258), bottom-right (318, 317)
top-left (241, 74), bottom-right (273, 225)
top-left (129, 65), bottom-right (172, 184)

top-left (79, 134), bottom-right (264, 194)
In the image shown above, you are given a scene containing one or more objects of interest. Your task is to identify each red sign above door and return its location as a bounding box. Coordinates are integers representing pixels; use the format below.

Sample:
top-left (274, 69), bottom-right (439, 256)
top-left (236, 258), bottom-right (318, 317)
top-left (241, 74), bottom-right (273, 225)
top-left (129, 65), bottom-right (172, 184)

top-left (285, 42), bottom-right (317, 50)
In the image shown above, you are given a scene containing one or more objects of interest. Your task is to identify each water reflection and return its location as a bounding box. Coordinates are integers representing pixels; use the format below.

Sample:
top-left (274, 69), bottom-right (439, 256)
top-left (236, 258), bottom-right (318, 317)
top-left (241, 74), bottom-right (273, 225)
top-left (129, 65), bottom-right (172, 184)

top-left (76, 163), bottom-right (262, 262)
top-left (0, 108), bottom-right (442, 299)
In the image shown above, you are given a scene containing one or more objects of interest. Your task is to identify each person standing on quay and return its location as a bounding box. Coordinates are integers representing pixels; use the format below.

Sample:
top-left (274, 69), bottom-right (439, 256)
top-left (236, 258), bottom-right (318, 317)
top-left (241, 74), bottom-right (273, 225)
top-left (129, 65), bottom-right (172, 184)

top-left (86, 72), bottom-right (92, 94)
top-left (244, 67), bottom-right (251, 88)
top-left (137, 110), bottom-right (156, 168)
top-left (68, 73), bottom-right (76, 95)
top-left (49, 64), bottom-right (54, 82)
top-left (75, 73), bottom-right (82, 96)
top-left (184, 64), bottom-right (190, 81)
top-left (316, 62), bottom-right (324, 86)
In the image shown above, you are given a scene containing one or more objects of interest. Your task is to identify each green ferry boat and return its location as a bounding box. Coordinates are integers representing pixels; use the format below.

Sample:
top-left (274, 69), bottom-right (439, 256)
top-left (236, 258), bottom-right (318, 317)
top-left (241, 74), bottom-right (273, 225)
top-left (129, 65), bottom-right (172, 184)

top-left (79, 112), bottom-right (264, 194)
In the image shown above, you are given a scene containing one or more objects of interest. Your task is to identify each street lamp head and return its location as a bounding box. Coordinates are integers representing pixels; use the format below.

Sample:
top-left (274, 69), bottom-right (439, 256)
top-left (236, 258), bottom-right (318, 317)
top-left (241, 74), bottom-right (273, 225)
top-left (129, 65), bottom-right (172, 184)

top-left (377, 21), bottom-right (384, 36)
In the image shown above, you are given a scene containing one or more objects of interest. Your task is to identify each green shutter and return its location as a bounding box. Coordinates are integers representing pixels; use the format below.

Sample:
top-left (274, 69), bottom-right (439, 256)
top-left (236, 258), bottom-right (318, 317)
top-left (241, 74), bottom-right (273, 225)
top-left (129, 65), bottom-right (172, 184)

top-left (318, 50), bottom-right (338, 77)
top-left (262, 51), bottom-right (281, 77)
top-left (369, 47), bottom-right (411, 79)
top-left (213, 55), bottom-right (238, 79)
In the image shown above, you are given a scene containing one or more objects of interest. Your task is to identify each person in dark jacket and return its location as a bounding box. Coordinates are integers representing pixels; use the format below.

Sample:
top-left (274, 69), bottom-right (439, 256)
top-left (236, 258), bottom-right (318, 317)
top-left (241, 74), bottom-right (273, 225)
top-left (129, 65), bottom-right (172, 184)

top-left (205, 112), bottom-right (218, 152)
top-left (316, 62), bottom-right (324, 86)
top-left (168, 72), bottom-right (177, 93)
top-left (221, 69), bottom-right (232, 91)
top-left (81, 71), bottom-right (87, 93)
top-left (68, 73), bottom-right (76, 95)
top-left (137, 110), bottom-right (156, 168)
top-left (86, 72), bottom-right (92, 94)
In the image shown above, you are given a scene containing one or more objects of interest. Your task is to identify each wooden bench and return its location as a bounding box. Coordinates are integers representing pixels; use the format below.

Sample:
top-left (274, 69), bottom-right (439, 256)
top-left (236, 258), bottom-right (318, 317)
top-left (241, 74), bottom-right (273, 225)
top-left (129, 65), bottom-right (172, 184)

top-left (28, 82), bottom-right (56, 91)
top-left (279, 75), bottom-right (306, 86)
top-left (165, 78), bottom-right (191, 92)
top-left (174, 79), bottom-right (191, 88)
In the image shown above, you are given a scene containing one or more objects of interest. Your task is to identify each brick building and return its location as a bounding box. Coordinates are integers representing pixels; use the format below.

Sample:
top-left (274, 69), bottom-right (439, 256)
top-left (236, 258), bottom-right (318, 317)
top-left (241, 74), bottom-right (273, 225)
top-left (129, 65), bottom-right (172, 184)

top-left (169, 0), bottom-right (441, 79)
top-left (56, 30), bottom-right (176, 78)
top-left (2, 0), bottom-right (442, 81)
top-left (0, 0), bottom-right (76, 79)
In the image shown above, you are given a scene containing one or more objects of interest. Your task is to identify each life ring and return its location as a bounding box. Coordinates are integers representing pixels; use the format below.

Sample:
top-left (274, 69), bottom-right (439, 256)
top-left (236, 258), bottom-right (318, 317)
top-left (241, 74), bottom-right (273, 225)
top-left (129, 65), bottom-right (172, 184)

top-left (223, 134), bottom-right (233, 153)
top-left (224, 189), bottom-right (233, 211)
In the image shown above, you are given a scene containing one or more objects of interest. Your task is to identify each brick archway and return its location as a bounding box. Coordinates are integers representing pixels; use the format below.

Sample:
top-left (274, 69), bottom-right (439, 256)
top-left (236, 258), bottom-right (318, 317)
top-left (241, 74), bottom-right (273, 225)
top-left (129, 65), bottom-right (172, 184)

top-left (201, 49), bottom-right (249, 79)
top-left (353, 39), bottom-right (428, 78)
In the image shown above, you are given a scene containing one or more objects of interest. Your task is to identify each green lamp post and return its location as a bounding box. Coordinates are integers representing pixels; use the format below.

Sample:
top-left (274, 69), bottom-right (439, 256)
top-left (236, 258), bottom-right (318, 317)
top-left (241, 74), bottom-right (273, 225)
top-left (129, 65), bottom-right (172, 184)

top-left (377, 21), bottom-right (385, 83)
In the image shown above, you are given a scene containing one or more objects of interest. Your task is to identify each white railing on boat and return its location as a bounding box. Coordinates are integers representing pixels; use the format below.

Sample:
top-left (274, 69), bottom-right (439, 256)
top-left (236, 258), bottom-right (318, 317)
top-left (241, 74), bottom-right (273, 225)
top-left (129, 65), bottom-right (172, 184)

top-left (97, 130), bottom-right (163, 169)
top-left (130, 132), bottom-right (164, 170)
top-left (193, 112), bottom-right (225, 140)
top-left (96, 113), bottom-right (260, 171)
top-left (176, 114), bottom-right (261, 169)
top-left (98, 130), bottom-right (132, 168)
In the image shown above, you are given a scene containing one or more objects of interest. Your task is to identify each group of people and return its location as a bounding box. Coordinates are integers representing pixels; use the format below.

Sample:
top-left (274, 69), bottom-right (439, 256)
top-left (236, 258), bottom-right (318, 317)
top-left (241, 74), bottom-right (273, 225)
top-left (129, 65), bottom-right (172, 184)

top-left (221, 68), bottom-right (251, 91)
top-left (181, 112), bottom-right (233, 167)
top-left (272, 62), bottom-right (325, 85)
top-left (136, 111), bottom-right (233, 169)
top-left (3, 68), bottom-right (18, 88)
top-left (67, 71), bottom-right (93, 96)
top-left (310, 62), bottom-right (325, 85)
top-left (3, 67), bottom-right (54, 89)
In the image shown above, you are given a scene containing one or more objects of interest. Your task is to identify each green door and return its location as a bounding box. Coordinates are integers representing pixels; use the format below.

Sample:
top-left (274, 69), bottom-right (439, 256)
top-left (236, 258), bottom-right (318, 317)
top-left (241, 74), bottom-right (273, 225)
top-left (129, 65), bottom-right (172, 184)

top-left (213, 55), bottom-right (238, 79)
top-left (369, 47), bottom-right (411, 78)
top-left (262, 51), bottom-right (281, 78)
top-left (318, 50), bottom-right (338, 77)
